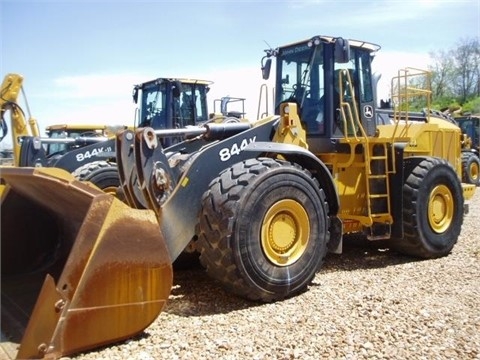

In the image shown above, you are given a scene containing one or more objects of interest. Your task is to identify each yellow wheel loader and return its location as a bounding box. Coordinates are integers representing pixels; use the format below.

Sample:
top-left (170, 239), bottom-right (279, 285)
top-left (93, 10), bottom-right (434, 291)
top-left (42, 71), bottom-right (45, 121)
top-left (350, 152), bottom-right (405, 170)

top-left (1, 36), bottom-right (476, 359)
top-left (456, 115), bottom-right (480, 185)
top-left (0, 73), bottom-right (41, 162)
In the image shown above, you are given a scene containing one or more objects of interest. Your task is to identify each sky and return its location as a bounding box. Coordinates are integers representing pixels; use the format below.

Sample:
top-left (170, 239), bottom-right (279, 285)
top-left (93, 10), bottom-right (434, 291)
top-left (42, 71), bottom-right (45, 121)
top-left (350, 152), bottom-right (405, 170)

top-left (1, 0), bottom-right (479, 147)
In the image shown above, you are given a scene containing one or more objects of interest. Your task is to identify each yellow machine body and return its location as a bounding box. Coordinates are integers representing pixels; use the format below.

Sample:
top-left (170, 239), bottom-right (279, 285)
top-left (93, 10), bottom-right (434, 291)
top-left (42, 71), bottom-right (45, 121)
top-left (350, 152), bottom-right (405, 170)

top-left (1, 40), bottom-right (476, 360)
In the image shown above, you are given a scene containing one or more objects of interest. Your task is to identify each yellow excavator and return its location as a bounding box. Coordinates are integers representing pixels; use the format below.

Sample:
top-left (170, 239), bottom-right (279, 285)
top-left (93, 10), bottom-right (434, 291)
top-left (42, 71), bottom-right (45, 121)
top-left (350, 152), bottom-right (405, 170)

top-left (0, 74), bottom-right (127, 166)
top-left (1, 36), bottom-right (476, 359)
top-left (0, 73), bottom-right (128, 197)
top-left (0, 73), bottom-right (41, 163)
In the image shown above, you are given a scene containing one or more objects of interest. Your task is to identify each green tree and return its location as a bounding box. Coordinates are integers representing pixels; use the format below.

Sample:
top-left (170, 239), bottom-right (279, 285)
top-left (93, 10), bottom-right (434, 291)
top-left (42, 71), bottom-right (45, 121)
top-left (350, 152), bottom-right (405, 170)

top-left (462, 97), bottom-right (480, 115)
top-left (429, 48), bottom-right (456, 99)
top-left (429, 37), bottom-right (480, 112)
top-left (453, 37), bottom-right (480, 103)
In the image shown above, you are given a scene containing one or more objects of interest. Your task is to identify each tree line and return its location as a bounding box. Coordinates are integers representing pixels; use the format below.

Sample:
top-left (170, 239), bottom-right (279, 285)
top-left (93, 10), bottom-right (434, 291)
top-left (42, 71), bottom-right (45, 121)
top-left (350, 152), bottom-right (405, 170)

top-left (429, 37), bottom-right (480, 115)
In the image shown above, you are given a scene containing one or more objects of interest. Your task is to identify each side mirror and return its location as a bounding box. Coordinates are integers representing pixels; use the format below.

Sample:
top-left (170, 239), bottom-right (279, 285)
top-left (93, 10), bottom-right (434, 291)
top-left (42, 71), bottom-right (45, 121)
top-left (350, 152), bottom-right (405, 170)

top-left (261, 58), bottom-right (272, 80)
top-left (172, 81), bottom-right (182, 98)
top-left (132, 86), bottom-right (139, 103)
top-left (335, 38), bottom-right (350, 63)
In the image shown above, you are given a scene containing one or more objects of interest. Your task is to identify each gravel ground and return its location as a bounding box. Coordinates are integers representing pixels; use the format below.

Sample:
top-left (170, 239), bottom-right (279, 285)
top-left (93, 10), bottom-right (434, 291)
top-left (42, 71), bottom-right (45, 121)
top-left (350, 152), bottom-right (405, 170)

top-left (71, 191), bottom-right (480, 360)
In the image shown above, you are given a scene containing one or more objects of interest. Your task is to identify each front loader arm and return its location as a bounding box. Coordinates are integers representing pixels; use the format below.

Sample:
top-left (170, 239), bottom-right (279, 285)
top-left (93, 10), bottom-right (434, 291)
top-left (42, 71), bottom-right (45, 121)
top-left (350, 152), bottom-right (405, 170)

top-left (1, 73), bottom-right (41, 164)
top-left (117, 119), bottom-right (279, 261)
top-left (19, 136), bottom-right (116, 171)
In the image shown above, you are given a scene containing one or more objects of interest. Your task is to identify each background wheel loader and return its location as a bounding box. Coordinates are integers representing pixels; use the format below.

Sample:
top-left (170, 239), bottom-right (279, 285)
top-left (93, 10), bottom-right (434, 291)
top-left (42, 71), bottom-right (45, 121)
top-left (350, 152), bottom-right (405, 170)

top-left (1, 35), bottom-right (476, 359)
top-left (376, 104), bottom-right (480, 187)
top-left (0, 74), bottom-right (128, 166)
top-left (456, 115), bottom-right (480, 185)
top-left (0, 73), bottom-right (127, 196)
top-left (1, 74), bottom-right (244, 195)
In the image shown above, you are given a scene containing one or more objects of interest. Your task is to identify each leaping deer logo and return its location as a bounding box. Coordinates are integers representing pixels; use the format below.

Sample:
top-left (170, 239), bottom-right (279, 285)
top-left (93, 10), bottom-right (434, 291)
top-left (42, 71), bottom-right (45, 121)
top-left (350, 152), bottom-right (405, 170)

top-left (363, 105), bottom-right (373, 119)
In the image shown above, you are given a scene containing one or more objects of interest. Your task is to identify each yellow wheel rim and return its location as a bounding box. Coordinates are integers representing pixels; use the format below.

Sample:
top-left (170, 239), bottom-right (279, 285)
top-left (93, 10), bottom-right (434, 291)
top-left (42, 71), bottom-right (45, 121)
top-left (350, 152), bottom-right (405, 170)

top-left (469, 161), bottom-right (479, 182)
top-left (428, 185), bottom-right (454, 233)
top-left (261, 199), bottom-right (309, 267)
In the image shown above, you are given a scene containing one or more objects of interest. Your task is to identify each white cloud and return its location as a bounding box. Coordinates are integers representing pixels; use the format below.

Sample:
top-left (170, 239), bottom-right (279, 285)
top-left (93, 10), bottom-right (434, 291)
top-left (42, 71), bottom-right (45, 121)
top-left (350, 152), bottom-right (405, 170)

top-left (46, 68), bottom-right (274, 120)
top-left (37, 99), bottom-right (137, 127)
top-left (287, 0), bottom-right (446, 30)
top-left (13, 50), bottom-right (430, 146)
top-left (198, 66), bottom-right (276, 121)
top-left (51, 73), bottom-right (143, 99)
top-left (372, 50), bottom-right (431, 101)
top-left (25, 67), bottom-right (274, 139)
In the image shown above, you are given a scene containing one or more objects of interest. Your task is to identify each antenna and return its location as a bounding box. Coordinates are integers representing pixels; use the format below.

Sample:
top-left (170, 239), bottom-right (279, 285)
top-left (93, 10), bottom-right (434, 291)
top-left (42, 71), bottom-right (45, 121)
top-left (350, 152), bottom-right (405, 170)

top-left (263, 39), bottom-right (273, 49)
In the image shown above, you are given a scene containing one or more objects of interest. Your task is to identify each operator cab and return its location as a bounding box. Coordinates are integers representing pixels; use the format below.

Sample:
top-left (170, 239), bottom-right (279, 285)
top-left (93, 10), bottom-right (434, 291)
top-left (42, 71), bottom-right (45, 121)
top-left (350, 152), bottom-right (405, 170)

top-left (133, 78), bottom-right (211, 146)
top-left (133, 78), bottom-right (211, 129)
top-left (457, 116), bottom-right (480, 150)
top-left (263, 36), bottom-right (380, 152)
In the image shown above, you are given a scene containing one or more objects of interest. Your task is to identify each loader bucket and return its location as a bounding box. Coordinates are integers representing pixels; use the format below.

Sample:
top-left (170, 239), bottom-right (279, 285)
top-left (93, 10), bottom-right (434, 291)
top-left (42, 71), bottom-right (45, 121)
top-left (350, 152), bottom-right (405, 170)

top-left (0, 167), bottom-right (173, 359)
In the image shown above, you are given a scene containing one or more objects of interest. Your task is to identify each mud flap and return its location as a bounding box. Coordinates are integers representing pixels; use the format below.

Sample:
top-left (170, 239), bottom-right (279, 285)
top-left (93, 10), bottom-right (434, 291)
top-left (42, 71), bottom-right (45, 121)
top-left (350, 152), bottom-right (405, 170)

top-left (0, 167), bottom-right (173, 359)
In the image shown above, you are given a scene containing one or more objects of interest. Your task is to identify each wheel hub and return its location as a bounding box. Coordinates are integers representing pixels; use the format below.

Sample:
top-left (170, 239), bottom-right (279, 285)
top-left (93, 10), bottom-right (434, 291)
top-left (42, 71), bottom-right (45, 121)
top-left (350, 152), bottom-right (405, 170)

top-left (267, 213), bottom-right (296, 252)
top-left (261, 199), bottom-right (309, 266)
top-left (470, 161), bottom-right (479, 182)
top-left (428, 185), bottom-right (454, 233)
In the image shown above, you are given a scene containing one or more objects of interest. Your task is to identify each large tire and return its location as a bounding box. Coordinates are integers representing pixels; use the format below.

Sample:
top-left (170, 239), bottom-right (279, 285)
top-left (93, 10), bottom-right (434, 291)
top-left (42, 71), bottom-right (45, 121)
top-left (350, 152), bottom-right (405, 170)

top-left (196, 158), bottom-right (330, 302)
top-left (461, 152), bottom-right (480, 186)
top-left (72, 160), bottom-right (120, 195)
top-left (392, 158), bottom-right (464, 259)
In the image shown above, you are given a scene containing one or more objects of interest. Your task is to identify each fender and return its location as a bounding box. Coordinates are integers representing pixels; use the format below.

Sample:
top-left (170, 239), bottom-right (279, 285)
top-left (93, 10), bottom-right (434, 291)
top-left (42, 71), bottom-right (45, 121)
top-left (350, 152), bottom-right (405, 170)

top-left (244, 141), bottom-right (339, 215)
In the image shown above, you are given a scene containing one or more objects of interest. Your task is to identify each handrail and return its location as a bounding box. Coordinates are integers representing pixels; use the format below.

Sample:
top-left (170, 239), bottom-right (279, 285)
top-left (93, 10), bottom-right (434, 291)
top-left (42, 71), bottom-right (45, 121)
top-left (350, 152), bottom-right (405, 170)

top-left (257, 83), bottom-right (270, 119)
top-left (338, 69), bottom-right (368, 141)
top-left (390, 68), bottom-right (432, 141)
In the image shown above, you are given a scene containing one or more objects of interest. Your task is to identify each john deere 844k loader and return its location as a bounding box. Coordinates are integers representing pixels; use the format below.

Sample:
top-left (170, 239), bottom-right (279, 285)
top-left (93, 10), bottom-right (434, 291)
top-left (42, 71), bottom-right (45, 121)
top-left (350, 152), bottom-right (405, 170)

top-left (1, 74), bottom-right (230, 195)
top-left (1, 35), bottom-right (475, 359)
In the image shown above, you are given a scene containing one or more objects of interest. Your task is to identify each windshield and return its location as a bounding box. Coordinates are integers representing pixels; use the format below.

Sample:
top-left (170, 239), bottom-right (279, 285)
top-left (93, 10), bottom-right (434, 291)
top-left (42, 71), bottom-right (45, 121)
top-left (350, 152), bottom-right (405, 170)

top-left (279, 43), bottom-right (322, 104)
top-left (138, 82), bottom-right (168, 128)
top-left (459, 118), bottom-right (479, 144)
top-left (178, 83), bottom-right (209, 126)
top-left (277, 42), bottom-right (325, 134)
top-left (46, 130), bottom-right (68, 155)
top-left (276, 40), bottom-right (376, 137)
